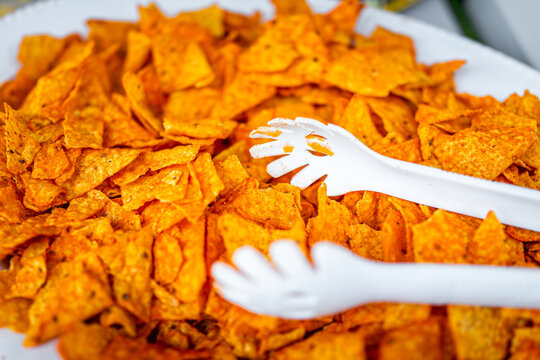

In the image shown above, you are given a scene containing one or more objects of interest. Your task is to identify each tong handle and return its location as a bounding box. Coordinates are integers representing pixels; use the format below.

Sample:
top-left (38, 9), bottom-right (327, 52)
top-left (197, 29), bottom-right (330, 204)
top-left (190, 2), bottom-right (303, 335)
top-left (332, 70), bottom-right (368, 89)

top-left (358, 153), bottom-right (540, 232)
top-left (370, 261), bottom-right (540, 308)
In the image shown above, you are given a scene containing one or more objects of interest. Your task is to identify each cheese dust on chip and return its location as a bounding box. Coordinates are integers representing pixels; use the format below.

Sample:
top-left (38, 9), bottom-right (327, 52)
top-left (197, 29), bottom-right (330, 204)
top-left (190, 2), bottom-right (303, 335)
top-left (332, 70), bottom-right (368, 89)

top-left (1, 0), bottom-right (540, 359)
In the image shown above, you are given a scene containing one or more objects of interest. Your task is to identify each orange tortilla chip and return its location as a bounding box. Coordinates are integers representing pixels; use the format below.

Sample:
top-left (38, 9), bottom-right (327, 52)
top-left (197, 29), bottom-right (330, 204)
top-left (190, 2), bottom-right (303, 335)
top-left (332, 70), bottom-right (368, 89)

top-left (151, 31), bottom-right (215, 93)
top-left (231, 188), bottom-right (302, 230)
top-left (448, 306), bottom-right (511, 360)
top-left (121, 164), bottom-right (200, 211)
top-left (31, 140), bottom-right (70, 179)
top-left (307, 184), bottom-right (357, 247)
top-left (4, 105), bottom-right (43, 174)
top-left (412, 209), bottom-right (472, 263)
top-left (100, 305), bottom-right (137, 337)
top-left (100, 334), bottom-right (210, 360)
top-left (379, 319), bottom-right (442, 360)
top-left (21, 42), bottom-right (93, 121)
top-left (63, 107), bottom-right (105, 149)
top-left (433, 127), bottom-right (535, 180)
top-left (366, 95), bottom-right (417, 139)
top-left (0, 263), bottom-right (32, 333)
top-left (153, 229), bottom-right (183, 286)
top-left (271, 328), bottom-right (366, 360)
top-left (18, 35), bottom-right (66, 81)
top-left (214, 155), bottom-right (250, 195)
top-left (165, 218), bottom-right (206, 305)
top-left (335, 94), bottom-right (382, 146)
top-left (60, 148), bottom-right (140, 200)
top-left (111, 145), bottom-right (199, 186)
top-left (124, 31), bottom-right (152, 74)
top-left (5, 239), bottom-right (49, 299)
top-left (111, 228), bottom-right (153, 322)
top-left (54, 148), bottom-right (81, 185)
top-left (57, 323), bottom-right (116, 360)
top-left (163, 117), bottom-right (237, 140)
top-left (175, 5), bottom-right (225, 38)
top-left (164, 87), bottom-right (220, 121)
top-left (25, 255), bottom-right (113, 346)
top-left (87, 20), bottom-right (136, 52)
top-left (0, 180), bottom-right (26, 223)
top-left (467, 211), bottom-right (523, 265)
top-left (20, 172), bottom-right (66, 212)
top-left (347, 224), bottom-right (383, 261)
top-left (218, 212), bottom-right (306, 257)
top-left (102, 102), bottom-right (158, 148)
top-left (123, 72), bottom-right (163, 134)
top-left (211, 74), bottom-right (276, 119)
top-left (325, 48), bottom-right (421, 97)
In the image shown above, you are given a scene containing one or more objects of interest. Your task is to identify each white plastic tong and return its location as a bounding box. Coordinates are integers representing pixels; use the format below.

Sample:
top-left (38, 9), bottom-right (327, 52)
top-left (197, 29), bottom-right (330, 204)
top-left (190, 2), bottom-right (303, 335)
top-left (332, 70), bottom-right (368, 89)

top-left (211, 117), bottom-right (540, 319)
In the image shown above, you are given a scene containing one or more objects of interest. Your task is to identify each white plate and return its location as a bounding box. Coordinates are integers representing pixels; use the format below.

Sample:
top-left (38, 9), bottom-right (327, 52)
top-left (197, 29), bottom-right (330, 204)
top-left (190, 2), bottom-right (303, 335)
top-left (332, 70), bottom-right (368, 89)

top-left (2, 0), bottom-right (540, 359)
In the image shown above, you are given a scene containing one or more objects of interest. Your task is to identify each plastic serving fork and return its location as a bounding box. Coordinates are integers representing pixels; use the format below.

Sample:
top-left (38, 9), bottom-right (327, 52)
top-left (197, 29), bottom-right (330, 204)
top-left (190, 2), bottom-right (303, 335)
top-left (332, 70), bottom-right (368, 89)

top-left (210, 117), bottom-right (540, 319)
top-left (212, 240), bottom-right (540, 319)
top-left (248, 117), bottom-right (540, 232)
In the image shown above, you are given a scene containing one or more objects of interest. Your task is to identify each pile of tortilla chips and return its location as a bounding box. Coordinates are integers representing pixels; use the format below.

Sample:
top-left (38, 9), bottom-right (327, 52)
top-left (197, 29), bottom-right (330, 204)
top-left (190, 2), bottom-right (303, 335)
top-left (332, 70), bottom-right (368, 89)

top-left (2, 0), bottom-right (540, 359)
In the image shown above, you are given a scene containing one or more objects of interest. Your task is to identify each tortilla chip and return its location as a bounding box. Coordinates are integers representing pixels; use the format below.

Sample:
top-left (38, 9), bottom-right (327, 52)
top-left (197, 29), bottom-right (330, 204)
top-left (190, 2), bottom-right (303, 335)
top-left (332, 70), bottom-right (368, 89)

top-left (377, 138), bottom-right (422, 163)
top-left (307, 184), bottom-right (357, 247)
top-left (121, 164), bottom-right (198, 211)
top-left (57, 323), bottom-right (116, 360)
top-left (100, 305), bottom-right (137, 337)
top-left (347, 224), bottom-right (383, 261)
top-left (271, 328), bottom-right (366, 360)
top-left (366, 95), bottom-right (417, 139)
top-left (231, 188), bottom-right (302, 230)
top-left (123, 72), bottom-right (163, 134)
top-left (112, 145), bottom-right (199, 186)
top-left (218, 212), bottom-right (306, 257)
top-left (162, 117), bottom-right (237, 140)
top-left (0, 263), bottom-right (32, 333)
top-left (4, 105), bottom-right (43, 174)
top-left (164, 87), bottom-right (220, 121)
top-left (151, 280), bottom-right (200, 320)
top-left (0, 179), bottom-right (26, 223)
top-left (412, 209), bottom-right (472, 263)
top-left (87, 20), bottom-right (135, 52)
top-left (433, 127), bottom-right (535, 180)
top-left (5, 239), bottom-right (49, 299)
top-left (18, 35), bottom-right (66, 81)
top-left (25, 255), bottom-right (113, 345)
top-left (175, 5), bottom-right (225, 38)
top-left (379, 319), bottom-right (442, 360)
top-left (21, 42), bottom-right (93, 121)
top-left (63, 107), bottom-right (104, 149)
top-left (211, 74), bottom-right (276, 119)
top-left (124, 31), bottom-right (152, 74)
top-left (166, 218), bottom-right (206, 305)
top-left (325, 48), bottom-right (421, 97)
top-left (111, 228), bottom-right (153, 322)
top-left (380, 209), bottom-right (405, 262)
top-left (448, 306), bottom-right (511, 360)
top-left (153, 229), bottom-right (183, 286)
top-left (151, 30), bottom-right (215, 93)
top-left (60, 148), bottom-right (140, 200)
top-left (100, 335), bottom-right (210, 360)
top-left (335, 95), bottom-right (382, 146)
top-left (214, 155), bottom-right (250, 195)
top-left (20, 172), bottom-right (66, 212)
top-left (467, 211), bottom-right (523, 265)
top-left (31, 140), bottom-right (70, 179)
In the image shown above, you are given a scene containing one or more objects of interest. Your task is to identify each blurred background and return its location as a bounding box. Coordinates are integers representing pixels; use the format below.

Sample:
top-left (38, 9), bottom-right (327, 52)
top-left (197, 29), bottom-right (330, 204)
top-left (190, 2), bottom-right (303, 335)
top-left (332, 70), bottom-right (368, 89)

top-left (1, 0), bottom-right (539, 69)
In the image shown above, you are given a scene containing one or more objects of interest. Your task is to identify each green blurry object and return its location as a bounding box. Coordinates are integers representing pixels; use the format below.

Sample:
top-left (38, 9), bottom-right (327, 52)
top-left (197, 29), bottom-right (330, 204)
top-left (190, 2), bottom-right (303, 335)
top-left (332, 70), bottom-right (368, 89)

top-left (364, 0), bottom-right (422, 11)
top-left (447, 0), bottom-right (480, 41)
